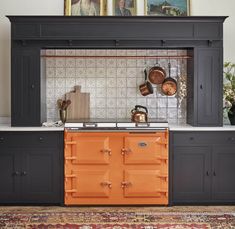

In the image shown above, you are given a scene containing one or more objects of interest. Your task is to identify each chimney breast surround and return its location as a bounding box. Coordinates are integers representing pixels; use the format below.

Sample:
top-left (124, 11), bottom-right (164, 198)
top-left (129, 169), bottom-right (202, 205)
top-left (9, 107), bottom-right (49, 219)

top-left (7, 16), bottom-right (226, 126)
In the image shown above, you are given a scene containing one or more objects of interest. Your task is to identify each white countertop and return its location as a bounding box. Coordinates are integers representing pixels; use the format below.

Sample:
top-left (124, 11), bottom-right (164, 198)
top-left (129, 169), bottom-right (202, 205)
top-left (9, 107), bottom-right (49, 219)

top-left (0, 117), bottom-right (235, 131)
top-left (169, 123), bottom-right (235, 131)
top-left (0, 124), bottom-right (64, 131)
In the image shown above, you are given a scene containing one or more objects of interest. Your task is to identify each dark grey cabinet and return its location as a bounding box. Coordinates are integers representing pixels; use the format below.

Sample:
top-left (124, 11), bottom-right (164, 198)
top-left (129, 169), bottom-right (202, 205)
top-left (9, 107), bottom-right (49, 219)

top-left (0, 131), bottom-right (63, 204)
top-left (187, 48), bottom-right (223, 126)
top-left (173, 146), bottom-right (211, 202)
top-left (11, 48), bottom-right (43, 127)
top-left (212, 146), bottom-right (235, 201)
top-left (197, 48), bottom-right (222, 126)
top-left (171, 131), bottom-right (235, 204)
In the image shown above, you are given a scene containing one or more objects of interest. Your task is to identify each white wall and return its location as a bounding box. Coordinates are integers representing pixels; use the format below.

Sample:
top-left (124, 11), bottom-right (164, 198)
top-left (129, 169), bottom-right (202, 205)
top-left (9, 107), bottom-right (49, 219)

top-left (0, 0), bottom-right (235, 116)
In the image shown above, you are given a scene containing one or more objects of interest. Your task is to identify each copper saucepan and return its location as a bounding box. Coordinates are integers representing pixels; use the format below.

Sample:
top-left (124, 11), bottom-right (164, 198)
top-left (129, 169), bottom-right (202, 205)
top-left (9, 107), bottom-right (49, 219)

top-left (161, 62), bottom-right (177, 96)
top-left (139, 69), bottom-right (153, 96)
top-left (148, 61), bottom-right (166, 85)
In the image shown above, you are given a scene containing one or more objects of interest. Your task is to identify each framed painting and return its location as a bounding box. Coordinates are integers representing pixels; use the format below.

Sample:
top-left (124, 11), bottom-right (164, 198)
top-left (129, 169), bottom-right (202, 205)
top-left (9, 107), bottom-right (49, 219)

top-left (112, 0), bottom-right (137, 16)
top-left (145, 0), bottom-right (190, 16)
top-left (64, 0), bottom-right (107, 16)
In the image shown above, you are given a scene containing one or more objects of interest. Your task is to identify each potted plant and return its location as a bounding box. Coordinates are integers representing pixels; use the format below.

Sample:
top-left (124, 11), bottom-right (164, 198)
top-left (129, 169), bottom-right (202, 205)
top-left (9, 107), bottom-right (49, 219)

top-left (223, 62), bottom-right (235, 125)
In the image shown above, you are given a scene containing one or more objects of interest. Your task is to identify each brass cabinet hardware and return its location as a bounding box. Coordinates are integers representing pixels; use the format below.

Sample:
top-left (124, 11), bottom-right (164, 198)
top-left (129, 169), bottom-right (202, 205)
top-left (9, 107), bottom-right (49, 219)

top-left (101, 149), bottom-right (112, 155)
top-left (121, 181), bottom-right (132, 188)
top-left (101, 181), bottom-right (112, 189)
top-left (121, 148), bottom-right (132, 155)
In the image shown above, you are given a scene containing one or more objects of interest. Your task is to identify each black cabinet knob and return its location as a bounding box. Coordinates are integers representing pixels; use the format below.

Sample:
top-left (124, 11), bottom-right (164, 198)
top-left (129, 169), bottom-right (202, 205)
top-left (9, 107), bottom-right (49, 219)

top-left (21, 171), bottom-right (27, 176)
top-left (206, 171), bottom-right (209, 176)
top-left (31, 84), bottom-right (35, 89)
top-left (229, 137), bottom-right (235, 141)
top-left (213, 171), bottom-right (216, 176)
top-left (0, 137), bottom-right (4, 142)
top-left (39, 137), bottom-right (43, 142)
top-left (13, 171), bottom-right (20, 176)
top-left (189, 137), bottom-right (194, 140)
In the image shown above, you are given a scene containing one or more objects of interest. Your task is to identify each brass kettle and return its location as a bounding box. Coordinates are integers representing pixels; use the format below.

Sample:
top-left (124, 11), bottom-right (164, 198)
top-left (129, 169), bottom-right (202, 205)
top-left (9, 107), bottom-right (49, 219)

top-left (131, 105), bottom-right (148, 123)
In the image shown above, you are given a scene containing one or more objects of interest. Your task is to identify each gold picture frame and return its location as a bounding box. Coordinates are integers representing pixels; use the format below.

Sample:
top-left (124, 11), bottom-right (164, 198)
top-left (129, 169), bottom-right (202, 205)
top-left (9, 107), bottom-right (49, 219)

top-left (145, 0), bottom-right (190, 16)
top-left (64, 0), bottom-right (107, 16)
top-left (112, 0), bottom-right (137, 16)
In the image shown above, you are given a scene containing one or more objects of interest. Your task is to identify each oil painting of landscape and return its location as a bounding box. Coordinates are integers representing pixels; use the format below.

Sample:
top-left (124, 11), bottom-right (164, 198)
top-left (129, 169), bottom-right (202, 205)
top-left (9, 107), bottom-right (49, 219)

top-left (146, 0), bottom-right (189, 16)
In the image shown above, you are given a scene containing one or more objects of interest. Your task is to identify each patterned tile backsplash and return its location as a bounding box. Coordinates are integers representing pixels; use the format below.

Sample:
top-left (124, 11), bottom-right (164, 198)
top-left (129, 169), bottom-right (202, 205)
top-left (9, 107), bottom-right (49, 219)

top-left (44, 49), bottom-right (187, 123)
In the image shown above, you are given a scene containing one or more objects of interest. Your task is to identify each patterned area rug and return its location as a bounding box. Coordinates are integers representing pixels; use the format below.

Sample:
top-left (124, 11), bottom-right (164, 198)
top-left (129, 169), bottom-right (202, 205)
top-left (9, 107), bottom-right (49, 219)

top-left (0, 206), bottom-right (234, 228)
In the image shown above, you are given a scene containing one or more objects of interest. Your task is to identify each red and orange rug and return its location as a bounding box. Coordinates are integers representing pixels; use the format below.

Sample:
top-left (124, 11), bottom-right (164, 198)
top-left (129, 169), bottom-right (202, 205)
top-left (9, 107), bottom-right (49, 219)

top-left (0, 206), bottom-right (234, 228)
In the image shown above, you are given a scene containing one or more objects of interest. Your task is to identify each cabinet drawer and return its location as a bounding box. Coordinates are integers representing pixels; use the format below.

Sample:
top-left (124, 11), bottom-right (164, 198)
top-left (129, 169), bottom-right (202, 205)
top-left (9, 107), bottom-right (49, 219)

top-left (173, 132), bottom-right (235, 146)
top-left (0, 132), bottom-right (62, 148)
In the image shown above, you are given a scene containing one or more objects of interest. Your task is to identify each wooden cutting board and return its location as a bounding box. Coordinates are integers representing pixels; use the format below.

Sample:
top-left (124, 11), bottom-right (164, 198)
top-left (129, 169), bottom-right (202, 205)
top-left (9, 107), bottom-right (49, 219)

top-left (66, 85), bottom-right (90, 120)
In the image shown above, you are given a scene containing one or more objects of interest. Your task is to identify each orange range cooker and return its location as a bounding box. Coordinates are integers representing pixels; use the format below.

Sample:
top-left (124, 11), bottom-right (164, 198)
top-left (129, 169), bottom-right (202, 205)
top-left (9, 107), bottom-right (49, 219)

top-left (64, 119), bottom-right (169, 205)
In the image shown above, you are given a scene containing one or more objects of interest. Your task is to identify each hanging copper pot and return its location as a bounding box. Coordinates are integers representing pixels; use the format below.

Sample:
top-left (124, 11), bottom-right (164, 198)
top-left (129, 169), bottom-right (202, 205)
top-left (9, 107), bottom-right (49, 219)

top-left (161, 62), bottom-right (177, 96)
top-left (148, 62), bottom-right (166, 85)
top-left (139, 68), bottom-right (153, 96)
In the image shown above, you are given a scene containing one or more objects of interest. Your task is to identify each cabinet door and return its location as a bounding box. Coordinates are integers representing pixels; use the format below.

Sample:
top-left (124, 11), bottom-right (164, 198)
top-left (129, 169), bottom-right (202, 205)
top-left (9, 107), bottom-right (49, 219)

top-left (123, 170), bottom-right (168, 201)
top-left (21, 148), bottom-right (61, 203)
top-left (173, 146), bottom-right (211, 203)
top-left (65, 169), bottom-right (111, 199)
top-left (65, 135), bottom-right (111, 165)
top-left (123, 134), bottom-right (167, 164)
top-left (0, 149), bottom-right (21, 202)
top-left (196, 48), bottom-right (222, 126)
top-left (11, 48), bottom-right (41, 126)
top-left (212, 146), bottom-right (235, 201)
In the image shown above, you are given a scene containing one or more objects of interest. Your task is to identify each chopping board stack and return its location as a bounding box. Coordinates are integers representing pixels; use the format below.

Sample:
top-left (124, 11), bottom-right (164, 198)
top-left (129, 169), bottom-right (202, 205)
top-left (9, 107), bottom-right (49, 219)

top-left (65, 85), bottom-right (90, 119)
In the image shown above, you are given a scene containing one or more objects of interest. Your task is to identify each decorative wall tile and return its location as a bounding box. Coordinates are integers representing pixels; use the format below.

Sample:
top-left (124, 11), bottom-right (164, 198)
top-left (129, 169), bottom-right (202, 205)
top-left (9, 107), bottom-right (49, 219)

top-left (107, 98), bottom-right (117, 108)
top-left (117, 58), bottom-right (127, 68)
top-left (96, 98), bottom-right (106, 108)
top-left (96, 88), bottom-right (106, 98)
top-left (107, 68), bottom-right (117, 78)
top-left (66, 78), bottom-right (76, 88)
top-left (126, 68), bottom-right (137, 78)
top-left (55, 58), bottom-right (65, 67)
top-left (106, 109), bottom-right (116, 118)
top-left (107, 78), bottom-right (116, 88)
top-left (127, 78), bottom-right (136, 87)
top-left (106, 50), bottom-right (117, 56)
top-left (117, 68), bottom-right (126, 77)
top-left (47, 78), bottom-right (54, 89)
top-left (127, 88), bottom-right (137, 98)
top-left (96, 78), bottom-right (106, 88)
top-left (117, 88), bottom-right (127, 98)
top-left (137, 98), bottom-right (147, 106)
top-left (96, 108), bottom-right (106, 118)
top-left (86, 68), bottom-right (96, 77)
top-left (55, 78), bottom-right (65, 88)
top-left (55, 49), bottom-right (66, 55)
top-left (96, 59), bottom-right (106, 67)
top-left (117, 98), bottom-right (127, 108)
top-left (46, 68), bottom-right (55, 78)
top-left (66, 58), bottom-right (76, 67)
top-left (55, 68), bottom-right (66, 78)
top-left (76, 59), bottom-right (86, 67)
top-left (65, 50), bottom-right (76, 56)
top-left (75, 50), bottom-right (86, 56)
top-left (46, 49), bottom-right (187, 121)
top-left (106, 88), bottom-right (117, 98)
top-left (117, 78), bottom-right (126, 88)
top-left (86, 58), bottom-right (96, 67)
top-left (46, 59), bottom-right (55, 67)
top-left (66, 68), bottom-right (76, 78)
top-left (96, 68), bottom-right (106, 77)
top-left (86, 78), bottom-right (96, 88)
top-left (117, 109), bottom-right (126, 118)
